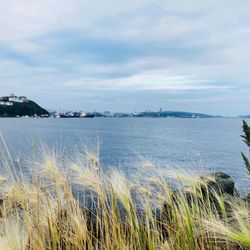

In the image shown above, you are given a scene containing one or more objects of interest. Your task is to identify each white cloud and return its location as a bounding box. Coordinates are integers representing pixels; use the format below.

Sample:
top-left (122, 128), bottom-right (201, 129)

top-left (59, 71), bottom-right (234, 92)
top-left (0, 0), bottom-right (249, 114)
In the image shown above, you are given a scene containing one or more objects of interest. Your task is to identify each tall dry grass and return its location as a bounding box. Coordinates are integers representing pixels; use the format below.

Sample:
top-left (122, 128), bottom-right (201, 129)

top-left (0, 145), bottom-right (249, 250)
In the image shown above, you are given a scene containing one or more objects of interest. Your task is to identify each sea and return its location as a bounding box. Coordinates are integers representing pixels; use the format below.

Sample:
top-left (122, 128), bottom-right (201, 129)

top-left (0, 117), bottom-right (249, 195)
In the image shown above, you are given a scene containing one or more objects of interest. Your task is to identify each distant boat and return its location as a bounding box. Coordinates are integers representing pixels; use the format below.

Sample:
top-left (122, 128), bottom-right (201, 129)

top-left (53, 112), bottom-right (60, 118)
top-left (84, 113), bottom-right (95, 118)
top-left (59, 114), bottom-right (75, 118)
top-left (59, 112), bottom-right (94, 118)
top-left (59, 113), bottom-right (80, 118)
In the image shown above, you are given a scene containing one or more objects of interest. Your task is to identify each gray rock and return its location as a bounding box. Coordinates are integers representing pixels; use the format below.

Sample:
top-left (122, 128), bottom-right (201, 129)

top-left (244, 193), bottom-right (250, 203)
top-left (161, 172), bottom-right (237, 224)
top-left (205, 172), bottom-right (236, 196)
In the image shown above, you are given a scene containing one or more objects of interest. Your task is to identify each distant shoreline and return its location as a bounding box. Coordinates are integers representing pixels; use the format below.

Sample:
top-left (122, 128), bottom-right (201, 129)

top-left (0, 116), bottom-right (248, 119)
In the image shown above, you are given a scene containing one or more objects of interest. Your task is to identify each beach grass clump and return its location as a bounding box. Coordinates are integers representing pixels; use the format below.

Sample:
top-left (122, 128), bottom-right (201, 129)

top-left (0, 150), bottom-right (248, 250)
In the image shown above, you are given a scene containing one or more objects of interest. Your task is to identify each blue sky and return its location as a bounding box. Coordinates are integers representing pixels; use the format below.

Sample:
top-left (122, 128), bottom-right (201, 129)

top-left (0, 0), bottom-right (250, 115)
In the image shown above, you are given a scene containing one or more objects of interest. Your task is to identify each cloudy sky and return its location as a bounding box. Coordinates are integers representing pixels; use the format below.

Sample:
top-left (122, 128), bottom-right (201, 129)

top-left (0, 0), bottom-right (250, 115)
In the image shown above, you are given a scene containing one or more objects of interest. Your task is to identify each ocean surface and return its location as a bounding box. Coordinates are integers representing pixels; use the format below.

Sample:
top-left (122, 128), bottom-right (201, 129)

top-left (0, 117), bottom-right (249, 194)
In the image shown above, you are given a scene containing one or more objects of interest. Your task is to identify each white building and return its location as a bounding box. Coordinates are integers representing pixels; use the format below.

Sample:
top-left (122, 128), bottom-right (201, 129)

top-left (0, 101), bottom-right (12, 106)
top-left (9, 97), bottom-right (23, 103)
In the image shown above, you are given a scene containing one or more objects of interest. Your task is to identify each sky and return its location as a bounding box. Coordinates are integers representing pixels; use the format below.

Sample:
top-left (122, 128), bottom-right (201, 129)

top-left (0, 0), bottom-right (250, 115)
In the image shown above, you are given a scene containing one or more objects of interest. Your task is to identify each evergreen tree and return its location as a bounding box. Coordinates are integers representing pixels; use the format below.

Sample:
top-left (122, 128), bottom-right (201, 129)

top-left (241, 120), bottom-right (250, 174)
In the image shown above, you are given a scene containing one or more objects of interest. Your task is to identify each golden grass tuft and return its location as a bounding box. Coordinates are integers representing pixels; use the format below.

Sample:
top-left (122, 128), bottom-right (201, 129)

top-left (0, 147), bottom-right (249, 250)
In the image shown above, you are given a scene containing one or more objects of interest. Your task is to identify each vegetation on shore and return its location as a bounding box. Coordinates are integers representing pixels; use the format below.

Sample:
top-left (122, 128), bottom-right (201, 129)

top-left (0, 98), bottom-right (49, 117)
top-left (241, 120), bottom-right (250, 174)
top-left (0, 122), bottom-right (249, 249)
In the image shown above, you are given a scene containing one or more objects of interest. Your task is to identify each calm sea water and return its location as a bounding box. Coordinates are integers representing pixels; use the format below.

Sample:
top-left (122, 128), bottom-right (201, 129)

top-left (0, 118), bottom-right (249, 194)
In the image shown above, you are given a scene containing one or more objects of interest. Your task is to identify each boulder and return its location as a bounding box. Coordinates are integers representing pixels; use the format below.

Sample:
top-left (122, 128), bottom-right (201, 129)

top-left (244, 193), bottom-right (250, 203)
top-left (160, 172), bottom-right (237, 225)
top-left (205, 172), bottom-right (236, 196)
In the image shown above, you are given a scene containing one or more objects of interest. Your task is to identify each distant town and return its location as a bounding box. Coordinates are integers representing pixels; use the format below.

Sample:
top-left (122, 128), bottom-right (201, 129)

top-left (50, 110), bottom-right (219, 119)
top-left (0, 94), bottom-right (249, 118)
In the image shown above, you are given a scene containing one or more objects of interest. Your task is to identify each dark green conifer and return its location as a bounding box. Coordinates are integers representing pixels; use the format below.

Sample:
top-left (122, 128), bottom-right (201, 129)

top-left (241, 120), bottom-right (250, 174)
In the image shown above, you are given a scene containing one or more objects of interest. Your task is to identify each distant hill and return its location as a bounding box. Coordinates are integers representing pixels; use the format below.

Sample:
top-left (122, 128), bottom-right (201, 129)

top-left (239, 115), bottom-right (250, 118)
top-left (135, 111), bottom-right (219, 118)
top-left (0, 95), bottom-right (49, 117)
top-left (106, 111), bottom-right (220, 118)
